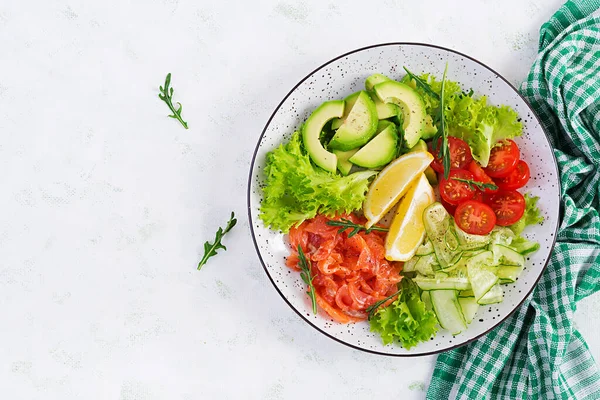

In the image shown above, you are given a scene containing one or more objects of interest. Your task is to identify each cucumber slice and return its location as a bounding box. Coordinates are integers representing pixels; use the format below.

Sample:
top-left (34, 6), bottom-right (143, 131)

top-left (414, 254), bottom-right (437, 276)
top-left (329, 91), bottom-right (378, 150)
top-left (454, 221), bottom-right (491, 250)
top-left (490, 226), bottom-right (515, 246)
top-left (414, 276), bottom-right (471, 291)
top-left (331, 92), bottom-right (360, 130)
top-left (415, 240), bottom-right (434, 256)
top-left (430, 290), bottom-right (467, 335)
top-left (365, 73), bottom-right (392, 91)
top-left (458, 289), bottom-right (475, 298)
top-left (332, 149), bottom-right (358, 176)
top-left (478, 284), bottom-right (504, 305)
top-left (511, 238), bottom-right (540, 255)
top-left (466, 250), bottom-right (495, 269)
top-left (368, 91), bottom-right (399, 119)
top-left (423, 203), bottom-right (461, 269)
top-left (349, 123), bottom-right (398, 168)
top-left (458, 297), bottom-right (479, 324)
top-left (403, 256), bottom-right (419, 272)
top-left (421, 291), bottom-right (433, 312)
top-left (490, 244), bottom-right (525, 267)
top-left (467, 261), bottom-right (499, 302)
top-left (497, 265), bottom-right (524, 283)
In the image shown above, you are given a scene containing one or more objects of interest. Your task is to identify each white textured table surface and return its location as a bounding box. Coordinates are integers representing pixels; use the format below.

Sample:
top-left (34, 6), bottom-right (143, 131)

top-left (3, 0), bottom-right (599, 398)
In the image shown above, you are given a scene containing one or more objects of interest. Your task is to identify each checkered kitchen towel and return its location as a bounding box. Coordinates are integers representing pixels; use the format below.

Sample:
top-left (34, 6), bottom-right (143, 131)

top-left (427, 1), bottom-right (600, 399)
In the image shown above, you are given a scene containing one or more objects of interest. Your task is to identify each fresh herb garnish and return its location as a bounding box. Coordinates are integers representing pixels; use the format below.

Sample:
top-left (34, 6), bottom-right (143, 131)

top-left (366, 289), bottom-right (402, 320)
top-left (326, 218), bottom-right (389, 238)
top-left (451, 177), bottom-right (498, 191)
top-left (403, 67), bottom-right (440, 100)
top-left (158, 73), bottom-right (188, 129)
top-left (438, 63), bottom-right (450, 180)
top-left (197, 212), bottom-right (237, 270)
top-left (297, 245), bottom-right (317, 314)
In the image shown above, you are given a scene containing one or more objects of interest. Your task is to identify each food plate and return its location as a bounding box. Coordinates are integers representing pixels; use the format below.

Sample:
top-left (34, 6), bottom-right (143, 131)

top-left (248, 43), bottom-right (560, 356)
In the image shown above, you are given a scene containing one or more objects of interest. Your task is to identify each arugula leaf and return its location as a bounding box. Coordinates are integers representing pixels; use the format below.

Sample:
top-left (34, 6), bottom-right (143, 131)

top-left (297, 245), bottom-right (317, 314)
top-left (439, 63), bottom-right (451, 179)
top-left (369, 278), bottom-right (438, 349)
top-left (326, 218), bottom-right (388, 238)
top-left (197, 212), bottom-right (237, 270)
top-left (403, 67), bottom-right (440, 100)
top-left (509, 193), bottom-right (544, 235)
top-left (158, 73), bottom-right (188, 129)
top-left (451, 177), bottom-right (498, 191)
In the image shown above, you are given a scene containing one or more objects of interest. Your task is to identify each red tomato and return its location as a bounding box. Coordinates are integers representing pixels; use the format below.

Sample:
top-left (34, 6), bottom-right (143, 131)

top-left (472, 190), bottom-right (484, 202)
top-left (467, 160), bottom-right (498, 193)
top-left (439, 169), bottom-right (476, 205)
top-left (441, 198), bottom-right (457, 215)
top-left (454, 200), bottom-right (497, 235)
top-left (429, 137), bottom-right (473, 174)
top-left (484, 190), bottom-right (526, 226)
top-left (495, 160), bottom-right (531, 191)
top-left (484, 139), bottom-right (520, 178)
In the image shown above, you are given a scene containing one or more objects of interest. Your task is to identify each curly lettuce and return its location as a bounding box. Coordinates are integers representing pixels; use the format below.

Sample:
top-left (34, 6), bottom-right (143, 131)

top-left (403, 73), bottom-right (523, 167)
top-left (509, 193), bottom-right (544, 235)
top-left (370, 279), bottom-right (438, 349)
top-left (259, 132), bottom-right (376, 232)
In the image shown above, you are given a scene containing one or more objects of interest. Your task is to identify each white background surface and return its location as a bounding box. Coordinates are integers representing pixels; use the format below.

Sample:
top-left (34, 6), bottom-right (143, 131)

top-left (2, 0), bottom-right (598, 399)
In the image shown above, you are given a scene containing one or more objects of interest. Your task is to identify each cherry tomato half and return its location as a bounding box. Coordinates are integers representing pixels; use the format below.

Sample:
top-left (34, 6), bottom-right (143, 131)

top-left (439, 169), bottom-right (476, 206)
top-left (495, 160), bottom-right (531, 191)
top-left (484, 139), bottom-right (520, 178)
top-left (441, 198), bottom-right (457, 215)
top-left (454, 200), bottom-right (497, 235)
top-left (467, 160), bottom-right (498, 193)
top-left (429, 137), bottom-right (473, 174)
top-left (484, 190), bottom-right (526, 226)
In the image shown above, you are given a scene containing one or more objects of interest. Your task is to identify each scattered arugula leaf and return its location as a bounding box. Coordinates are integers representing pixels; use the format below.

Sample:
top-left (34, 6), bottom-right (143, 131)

top-left (158, 73), bottom-right (188, 129)
top-left (451, 177), bottom-right (498, 192)
top-left (197, 212), bottom-right (237, 270)
top-left (297, 245), bottom-right (317, 314)
top-left (326, 218), bottom-right (388, 238)
top-left (403, 67), bottom-right (440, 100)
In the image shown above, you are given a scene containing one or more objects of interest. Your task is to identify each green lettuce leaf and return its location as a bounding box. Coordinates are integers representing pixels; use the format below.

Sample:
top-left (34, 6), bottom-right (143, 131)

top-left (403, 72), bottom-right (523, 167)
top-left (259, 131), bottom-right (377, 232)
top-left (370, 279), bottom-right (438, 349)
top-left (509, 193), bottom-right (544, 235)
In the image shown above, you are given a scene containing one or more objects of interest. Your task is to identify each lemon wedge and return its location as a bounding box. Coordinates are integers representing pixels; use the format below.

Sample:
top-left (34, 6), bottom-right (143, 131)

top-left (385, 173), bottom-right (435, 261)
top-left (363, 151), bottom-right (434, 228)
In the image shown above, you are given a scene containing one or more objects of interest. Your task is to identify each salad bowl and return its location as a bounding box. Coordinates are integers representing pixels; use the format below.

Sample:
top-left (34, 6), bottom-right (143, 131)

top-left (248, 43), bottom-right (560, 356)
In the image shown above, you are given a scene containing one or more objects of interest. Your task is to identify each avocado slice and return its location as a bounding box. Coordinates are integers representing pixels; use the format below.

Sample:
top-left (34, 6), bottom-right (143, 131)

top-left (365, 73), bottom-right (392, 91)
top-left (368, 91), bottom-right (399, 120)
top-left (373, 81), bottom-right (427, 148)
top-left (421, 115), bottom-right (438, 140)
top-left (408, 139), bottom-right (438, 185)
top-left (302, 100), bottom-right (344, 173)
top-left (328, 91), bottom-right (378, 151)
top-left (333, 149), bottom-right (358, 176)
top-left (349, 122), bottom-right (398, 168)
top-left (331, 92), bottom-right (360, 130)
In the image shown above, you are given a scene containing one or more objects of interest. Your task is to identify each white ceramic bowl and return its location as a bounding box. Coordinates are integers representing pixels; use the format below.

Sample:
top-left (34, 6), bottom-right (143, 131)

top-left (248, 43), bottom-right (560, 356)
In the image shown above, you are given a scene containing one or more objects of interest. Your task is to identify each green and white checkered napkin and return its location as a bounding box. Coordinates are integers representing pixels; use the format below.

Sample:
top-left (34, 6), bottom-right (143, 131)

top-left (427, 1), bottom-right (600, 399)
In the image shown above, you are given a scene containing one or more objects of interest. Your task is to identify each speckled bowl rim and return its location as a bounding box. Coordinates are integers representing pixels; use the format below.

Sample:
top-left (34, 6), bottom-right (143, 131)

top-left (247, 42), bottom-right (560, 357)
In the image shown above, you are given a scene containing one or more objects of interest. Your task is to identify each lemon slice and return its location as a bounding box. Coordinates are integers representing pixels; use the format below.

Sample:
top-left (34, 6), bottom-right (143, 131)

top-left (385, 173), bottom-right (435, 261)
top-left (363, 151), bottom-right (434, 228)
